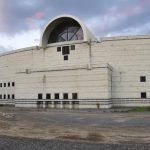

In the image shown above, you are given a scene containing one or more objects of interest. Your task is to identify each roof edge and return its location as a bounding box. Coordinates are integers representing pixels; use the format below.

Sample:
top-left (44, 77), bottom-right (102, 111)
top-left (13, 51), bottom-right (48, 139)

top-left (0, 46), bottom-right (39, 57)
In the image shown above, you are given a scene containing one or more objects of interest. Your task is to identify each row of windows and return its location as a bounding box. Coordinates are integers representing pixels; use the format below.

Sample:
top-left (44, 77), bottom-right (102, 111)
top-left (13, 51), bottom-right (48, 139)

top-left (38, 93), bottom-right (78, 100)
top-left (40, 93), bottom-right (147, 99)
top-left (57, 45), bottom-right (75, 53)
top-left (0, 82), bottom-right (15, 88)
top-left (0, 94), bottom-right (15, 99)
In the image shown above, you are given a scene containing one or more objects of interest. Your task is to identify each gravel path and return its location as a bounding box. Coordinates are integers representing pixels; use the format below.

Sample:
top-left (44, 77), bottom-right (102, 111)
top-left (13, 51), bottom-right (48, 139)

top-left (0, 136), bottom-right (150, 150)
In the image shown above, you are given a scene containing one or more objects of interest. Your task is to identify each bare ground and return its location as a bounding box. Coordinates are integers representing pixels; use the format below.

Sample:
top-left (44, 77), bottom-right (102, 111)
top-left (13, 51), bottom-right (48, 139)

top-left (0, 107), bottom-right (150, 144)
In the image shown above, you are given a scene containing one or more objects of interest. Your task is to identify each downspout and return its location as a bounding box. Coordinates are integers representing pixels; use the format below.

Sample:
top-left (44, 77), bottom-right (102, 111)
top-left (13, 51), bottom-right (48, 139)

top-left (87, 39), bottom-right (92, 70)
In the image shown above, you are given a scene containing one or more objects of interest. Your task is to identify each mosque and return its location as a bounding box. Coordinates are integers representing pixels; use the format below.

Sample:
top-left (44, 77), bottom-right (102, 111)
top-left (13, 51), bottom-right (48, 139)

top-left (0, 14), bottom-right (150, 109)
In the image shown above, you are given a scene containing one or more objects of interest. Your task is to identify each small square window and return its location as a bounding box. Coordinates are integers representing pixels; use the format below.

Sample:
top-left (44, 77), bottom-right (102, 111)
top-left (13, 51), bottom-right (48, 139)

top-left (12, 82), bottom-right (15, 87)
top-left (8, 82), bottom-right (10, 87)
top-left (38, 93), bottom-right (43, 99)
top-left (72, 93), bottom-right (78, 99)
top-left (57, 47), bottom-right (61, 52)
top-left (55, 93), bottom-right (59, 99)
top-left (63, 93), bottom-right (68, 99)
top-left (4, 83), bottom-right (6, 87)
top-left (62, 46), bottom-right (70, 55)
top-left (140, 76), bottom-right (146, 82)
top-left (141, 92), bottom-right (147, 99)
top-left (71, 45), bottom-right (75, 50)
top-left (64, 55), bottom-right (68, 61)
top-left (46, 93), bottom-right (51, 99)
top-left (12, 94), bottom-right (15, 99)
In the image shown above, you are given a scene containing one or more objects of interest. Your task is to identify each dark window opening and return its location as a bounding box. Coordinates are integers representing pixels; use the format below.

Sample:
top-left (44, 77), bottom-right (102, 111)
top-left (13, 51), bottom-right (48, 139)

top-left (12, 82), bottom-right (15, 87)
top-left (63, 93), bottom-right (68, 99)
top-left (140, 76), bottom-right (146, 82)
top-left (12, 94), bottom-right (15, 99)
top-left (71, 45), bottom-right (75, 50)
top-left (72, 101), bottom-right (79, 105)
top-left (4, 95), bottom-right (6, 99)
top-left (46, 93), bottom-right (51, 99)
top-left (0, 83), bottom-right (2, 87)
top-left (62, 46), bottom-right (70, 55)
top-left (72, 93), bottom-right (78, 99)
top-left (64, 55), bottom-right (68, 61)
top-left (48, 20), bottom-right (83, 44)
top-left (55, 93), bottom-right (59, 99)
top-left (63, 101), bottom-right (69, 104)
top-left (54, 101), bottom-right (60, 105)
top-left (0, 95), bottom-right (2, 99)
top-left (57, 47), bottom-right (61, 52)
top-left (38, 93), bottom-right (43, 99)
top-left (4, 83), bottom-right (6, 87)
top-left (8, 82), bottom-right (10, 87)
top-left (8, 94), bottom-right (10, 99)
top-left (141, 92), bottom-right (147, 98)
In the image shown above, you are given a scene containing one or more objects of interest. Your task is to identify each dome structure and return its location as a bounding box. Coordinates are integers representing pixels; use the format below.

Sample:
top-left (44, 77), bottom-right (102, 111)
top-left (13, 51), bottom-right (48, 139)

top-left (40, 14), bottom-right (96, 48)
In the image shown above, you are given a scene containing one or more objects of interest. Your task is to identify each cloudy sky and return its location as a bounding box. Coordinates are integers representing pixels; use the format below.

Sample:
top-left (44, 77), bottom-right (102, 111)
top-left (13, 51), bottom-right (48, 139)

top-left (0, 0), bottom-right (150, 52)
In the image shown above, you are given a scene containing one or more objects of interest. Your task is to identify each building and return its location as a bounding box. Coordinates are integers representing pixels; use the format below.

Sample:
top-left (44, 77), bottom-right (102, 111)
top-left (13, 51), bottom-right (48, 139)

top-left (0, 14), bottom-right (150, 109)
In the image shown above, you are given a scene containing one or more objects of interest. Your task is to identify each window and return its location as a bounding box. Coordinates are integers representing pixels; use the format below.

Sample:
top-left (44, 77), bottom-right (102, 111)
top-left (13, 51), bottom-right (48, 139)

top-left (4, 94), bottom-right (6, 99)
top-left (141, 92), bottom-right (147, 98)
top-left (12, 82), bottom-right (15, 87)
top-left (62, 46), bottom-right (70, 55)
top-left (46, 93), bottom-right (51, 99)
top-left (4, 83), bottom-right (6, 87)
top-left (63, 93), bottom-right (68, 99)
top-left (38, 93), bottom-right (43, 99)
top-left (0, 83), bottom-right (2, 87)
top-left (55, 93), bottom-right (59, 99)
top-left (71, 45), bottom-right (75, 50)
top-left (0, 95), bottom-right (2, 99)
top-left (8, 94), bottom-right (10, 99)
top-left (57, 47), bottom-right (61, 52)
top-left (72, 93), bottom-right (78, 99)
top-left (64, 55), bottom-right (68, 61)
top-left (12, 94), bottom-right (15, 99)
top-left (8, 82), bottom-right (10, 87)
top-left (140, 76), bottom-right (146, 82)
top-left (48, 20), bottom-right (83, 44)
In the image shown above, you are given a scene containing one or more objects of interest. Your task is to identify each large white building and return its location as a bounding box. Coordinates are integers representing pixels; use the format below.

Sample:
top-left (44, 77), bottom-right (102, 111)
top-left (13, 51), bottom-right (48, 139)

top-left (0, 14), bottom-right (150, 109)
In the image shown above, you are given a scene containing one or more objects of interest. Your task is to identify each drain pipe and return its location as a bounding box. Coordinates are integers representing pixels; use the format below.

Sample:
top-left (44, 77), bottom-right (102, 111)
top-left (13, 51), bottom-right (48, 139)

top-left (87, 39), bottom-right (92, 70)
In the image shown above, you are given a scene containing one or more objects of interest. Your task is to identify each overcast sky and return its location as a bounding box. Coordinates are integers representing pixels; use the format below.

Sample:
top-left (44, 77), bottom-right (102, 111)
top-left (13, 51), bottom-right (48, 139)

top-left (0, 0), bottom-right (150, 52)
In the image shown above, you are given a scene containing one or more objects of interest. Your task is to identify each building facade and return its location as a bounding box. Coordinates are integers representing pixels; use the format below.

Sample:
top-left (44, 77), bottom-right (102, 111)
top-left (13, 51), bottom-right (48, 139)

top-left (0, 14), bottom-right (150, 109)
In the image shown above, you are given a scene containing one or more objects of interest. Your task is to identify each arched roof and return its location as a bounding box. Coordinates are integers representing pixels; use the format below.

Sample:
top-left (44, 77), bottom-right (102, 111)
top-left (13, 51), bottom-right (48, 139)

top-left (40, 14), bottom-right (96, 48)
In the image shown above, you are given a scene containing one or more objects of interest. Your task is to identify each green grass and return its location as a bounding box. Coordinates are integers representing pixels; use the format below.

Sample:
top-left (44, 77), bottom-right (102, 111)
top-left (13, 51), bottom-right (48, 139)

top-left (130, 107), bottom-right (150, 112)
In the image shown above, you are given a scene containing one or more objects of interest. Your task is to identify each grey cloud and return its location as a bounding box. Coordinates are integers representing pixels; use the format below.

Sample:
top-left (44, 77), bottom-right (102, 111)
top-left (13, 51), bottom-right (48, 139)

top-left (0, 0), bottom-right (150, 37)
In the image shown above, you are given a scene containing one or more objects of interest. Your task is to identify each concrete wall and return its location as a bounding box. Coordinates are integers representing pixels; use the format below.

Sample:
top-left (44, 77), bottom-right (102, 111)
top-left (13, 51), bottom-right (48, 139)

top-left (0, 35), bottom-right (150, 108)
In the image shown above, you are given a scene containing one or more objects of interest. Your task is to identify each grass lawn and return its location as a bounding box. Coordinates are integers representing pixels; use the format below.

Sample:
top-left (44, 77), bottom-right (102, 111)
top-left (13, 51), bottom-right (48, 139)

top-left (130, 106), bottom-right (150, 112)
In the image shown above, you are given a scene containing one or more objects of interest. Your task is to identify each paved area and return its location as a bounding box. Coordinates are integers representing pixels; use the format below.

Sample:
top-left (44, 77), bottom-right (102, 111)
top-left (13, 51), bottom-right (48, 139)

top-left (0, 136), bottom-right (150, 150)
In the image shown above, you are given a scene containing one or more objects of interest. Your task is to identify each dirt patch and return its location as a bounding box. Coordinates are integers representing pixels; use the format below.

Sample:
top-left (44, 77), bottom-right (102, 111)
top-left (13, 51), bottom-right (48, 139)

top-left (0, 122), bottom-right (10, 129)
top-left (0, 109), bottom-right (150, 144)
top-left (59, 132), bottom-right (104, 142)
